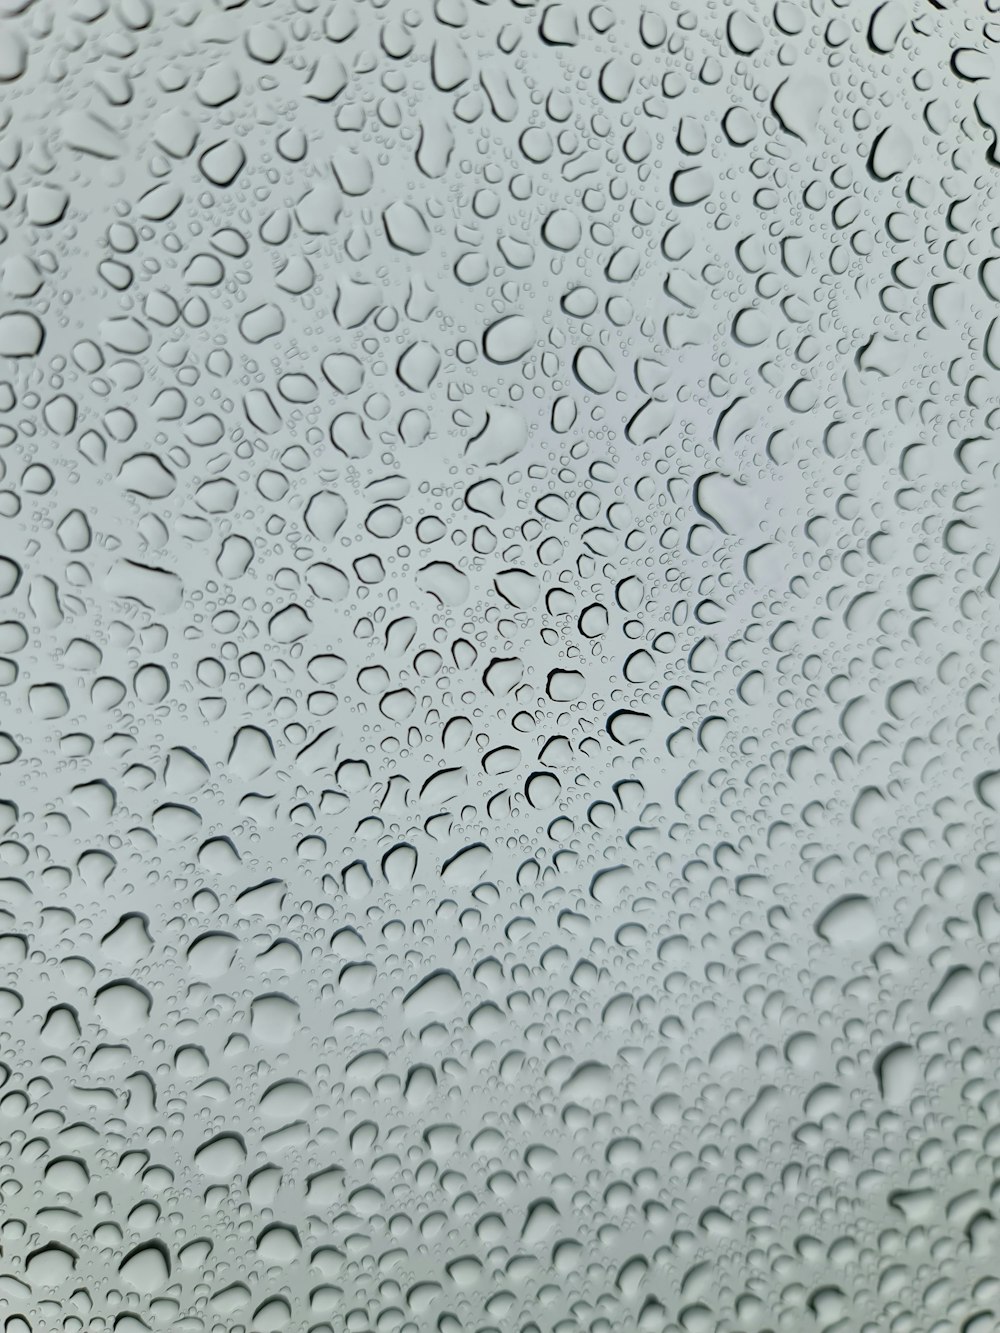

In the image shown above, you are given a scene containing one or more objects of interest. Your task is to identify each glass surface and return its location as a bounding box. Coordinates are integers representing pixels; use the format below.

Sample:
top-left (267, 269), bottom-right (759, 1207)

top-left (0, 2), bottom-right (998, 1330)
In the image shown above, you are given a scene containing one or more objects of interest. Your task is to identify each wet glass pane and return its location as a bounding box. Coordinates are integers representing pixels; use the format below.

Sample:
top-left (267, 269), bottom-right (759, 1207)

top-left (1, 2), bottom-right (998, 1330)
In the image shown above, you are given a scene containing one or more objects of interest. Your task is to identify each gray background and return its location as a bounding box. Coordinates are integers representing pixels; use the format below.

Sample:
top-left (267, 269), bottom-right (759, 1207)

top-left (1, 1), bottom-right (999, 1330)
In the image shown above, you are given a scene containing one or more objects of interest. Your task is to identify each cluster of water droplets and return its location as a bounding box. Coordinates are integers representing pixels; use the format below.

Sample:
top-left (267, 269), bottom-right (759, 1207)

top-left (2, 0), bottom-right (1000, 1330)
